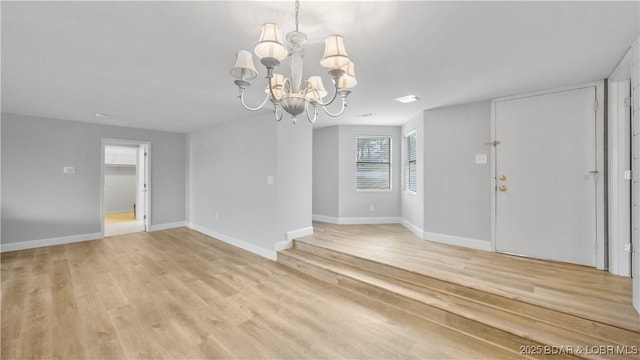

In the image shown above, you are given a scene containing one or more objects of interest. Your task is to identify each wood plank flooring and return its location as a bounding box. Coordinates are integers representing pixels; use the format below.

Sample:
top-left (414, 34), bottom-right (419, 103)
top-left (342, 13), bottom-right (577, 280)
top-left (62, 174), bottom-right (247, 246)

top-left (1, 228), bottom-right (523, 359)
top-left (302, 222), bottom-right (640, 332)
top-left (105, 212), bottom-right (136, 224)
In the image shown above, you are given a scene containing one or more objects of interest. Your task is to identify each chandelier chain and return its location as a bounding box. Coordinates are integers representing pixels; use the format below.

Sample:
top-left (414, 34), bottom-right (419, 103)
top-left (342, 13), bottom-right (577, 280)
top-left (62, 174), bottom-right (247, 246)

top-left (294, 0), bottom-right (299, 33)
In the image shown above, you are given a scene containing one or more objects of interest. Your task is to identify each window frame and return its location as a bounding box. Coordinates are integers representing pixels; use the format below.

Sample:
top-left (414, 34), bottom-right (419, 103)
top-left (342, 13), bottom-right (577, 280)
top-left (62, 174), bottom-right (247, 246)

top-left (354, 135), bottom-right (393, 192)
top-left (403, 130), bottom-right (417, 195)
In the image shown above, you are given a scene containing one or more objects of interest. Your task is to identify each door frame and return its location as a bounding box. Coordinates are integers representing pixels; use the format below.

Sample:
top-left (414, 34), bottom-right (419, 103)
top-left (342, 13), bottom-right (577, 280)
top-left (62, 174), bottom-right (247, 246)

top-left (608, 49), bottom-right (633, 277)
top-left (100, 138), bottom-right (151, 237)
top-left (490, 81), bottom-right (606, 270)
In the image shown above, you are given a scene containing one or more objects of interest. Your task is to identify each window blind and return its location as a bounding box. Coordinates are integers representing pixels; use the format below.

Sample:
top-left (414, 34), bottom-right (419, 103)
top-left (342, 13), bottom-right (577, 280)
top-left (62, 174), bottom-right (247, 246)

top-left (404, 131), bottom-right (417, 193)
top-left (356, 136), bottom-right (391, 190)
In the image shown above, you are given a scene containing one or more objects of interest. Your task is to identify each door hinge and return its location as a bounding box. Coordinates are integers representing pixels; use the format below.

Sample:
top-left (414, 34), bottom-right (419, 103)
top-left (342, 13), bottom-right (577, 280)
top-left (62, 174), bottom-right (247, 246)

top-left (624, 169), bottom-right (633, 180)
top-left (144, 152), bottom-right (148, 156)
top-left (624, 97), bottom-right (632, 108)
top-left (593, 99), bottom-right (599, 112)
top-left (625, 243), bottom-right (632, 253)
top-left (144, 215), bottom-right (147, 220)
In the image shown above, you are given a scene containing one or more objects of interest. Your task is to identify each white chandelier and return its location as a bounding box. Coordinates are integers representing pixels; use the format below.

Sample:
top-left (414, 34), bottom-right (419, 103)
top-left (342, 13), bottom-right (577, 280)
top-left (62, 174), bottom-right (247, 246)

top-left (230, 0), bottom-right (356, 124)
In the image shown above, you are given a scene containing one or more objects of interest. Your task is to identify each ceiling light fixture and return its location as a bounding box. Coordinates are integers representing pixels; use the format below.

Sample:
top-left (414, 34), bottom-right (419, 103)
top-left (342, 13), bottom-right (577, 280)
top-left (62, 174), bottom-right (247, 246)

top-left (394, 95), bottom-right (419, 104)
top-left (230, 0), bottom-right (357, 124)
top-left (95, 113), bottom-right (112, 118)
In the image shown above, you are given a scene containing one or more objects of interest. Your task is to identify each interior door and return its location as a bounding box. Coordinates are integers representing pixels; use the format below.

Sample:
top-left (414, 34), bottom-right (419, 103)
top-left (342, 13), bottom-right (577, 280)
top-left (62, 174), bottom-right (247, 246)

top-left (495, 87), bottom-right (597, 266)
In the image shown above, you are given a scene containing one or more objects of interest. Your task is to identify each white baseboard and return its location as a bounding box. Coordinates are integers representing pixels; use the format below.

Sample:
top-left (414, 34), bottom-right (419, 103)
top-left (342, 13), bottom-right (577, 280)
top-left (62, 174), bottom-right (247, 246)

top-left (188, 223), bottom-right (276, 261)
top-left (422, 231), bottom-right (492, 252)
top-left (400, 219), bottom-right (423, 238)
top-left (1, 232), bottom-right (103, 253)
top-left (285, 226), bottom-right (314, 242)
top-left (277, 226), bottom-right (314, 252)
top-left (149, 221), bottom-right (186, 232)
top-left (311, 214), bottom-right (340, 224)
top-left (275, 240), bottom-right (292, 252)
top-left (312, 214), bottom-right (401, 225)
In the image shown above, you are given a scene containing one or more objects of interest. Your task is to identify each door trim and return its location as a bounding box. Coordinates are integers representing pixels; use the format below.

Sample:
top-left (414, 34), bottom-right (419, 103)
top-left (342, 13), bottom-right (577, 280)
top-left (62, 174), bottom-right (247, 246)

top-left (490, 81), bottom-right (606, 269)
top-left (608, 49), bottom-right (633, 277)
top-left (100, 138), bottom-right (152, 238)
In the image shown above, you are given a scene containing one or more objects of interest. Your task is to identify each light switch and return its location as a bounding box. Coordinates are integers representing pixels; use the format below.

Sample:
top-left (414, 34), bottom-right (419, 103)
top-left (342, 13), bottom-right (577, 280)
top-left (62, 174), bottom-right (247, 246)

top-left (267, 176), bottom-right (274, 185)
top-left (475, 154), bottom-right (488, 165)
top-left (63, 167), bottom-right (76, 174)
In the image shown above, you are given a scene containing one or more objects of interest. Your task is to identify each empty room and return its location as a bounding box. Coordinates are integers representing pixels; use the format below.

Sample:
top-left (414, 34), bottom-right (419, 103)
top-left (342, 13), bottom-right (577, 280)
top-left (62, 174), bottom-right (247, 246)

top-left (1, 1), bottom-right (639, 359)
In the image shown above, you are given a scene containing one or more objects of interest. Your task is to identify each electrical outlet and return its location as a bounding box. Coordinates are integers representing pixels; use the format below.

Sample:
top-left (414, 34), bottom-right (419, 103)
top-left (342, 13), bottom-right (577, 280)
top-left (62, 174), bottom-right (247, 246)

top-left (215, 213), bottom-right (219, 221)
top-left (63, 167), bottom-right (76, 174)
top-left (369, 204), bottom-right (375, 212)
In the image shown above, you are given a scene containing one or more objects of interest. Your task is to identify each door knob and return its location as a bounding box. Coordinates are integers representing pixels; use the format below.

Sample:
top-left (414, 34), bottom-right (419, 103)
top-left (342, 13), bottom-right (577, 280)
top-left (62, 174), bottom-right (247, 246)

top-left (499, 185), bottom-right (507, 192)
top-left (499, 175), bottom-right (507, 181)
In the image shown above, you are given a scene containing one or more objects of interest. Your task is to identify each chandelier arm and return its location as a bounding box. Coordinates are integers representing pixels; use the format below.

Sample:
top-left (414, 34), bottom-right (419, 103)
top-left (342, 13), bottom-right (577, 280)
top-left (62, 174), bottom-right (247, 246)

top-left (274, 104), bottom-right (284, 121)
top-left (239, 90), bottom-right (270, 111)
top-left (312, 82), bottom-right (340, 107)
top-left (305, 103), bottom-right (318, 124)
top-left (267, 70), bottom-right (279, 102)
top-left (320, 98), bottom-right (347, 118)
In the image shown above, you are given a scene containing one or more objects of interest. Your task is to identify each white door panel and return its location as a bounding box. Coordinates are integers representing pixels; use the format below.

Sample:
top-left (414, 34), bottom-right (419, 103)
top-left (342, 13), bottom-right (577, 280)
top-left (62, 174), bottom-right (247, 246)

top-left (495, 87), bottom-right (597, 266)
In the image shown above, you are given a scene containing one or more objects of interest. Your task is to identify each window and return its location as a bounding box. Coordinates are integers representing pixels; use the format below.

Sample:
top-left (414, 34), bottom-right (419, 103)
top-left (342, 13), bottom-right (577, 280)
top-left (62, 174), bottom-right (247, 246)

top-left (404, 131), bottom-right (417, 193)
top-left (356, 135), bottom-right (391, 190)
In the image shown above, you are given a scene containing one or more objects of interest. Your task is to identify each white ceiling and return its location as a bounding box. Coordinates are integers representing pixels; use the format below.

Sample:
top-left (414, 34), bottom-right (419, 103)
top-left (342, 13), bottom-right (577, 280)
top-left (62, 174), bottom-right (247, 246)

top-left (2, 1), bottom-right (638, 133)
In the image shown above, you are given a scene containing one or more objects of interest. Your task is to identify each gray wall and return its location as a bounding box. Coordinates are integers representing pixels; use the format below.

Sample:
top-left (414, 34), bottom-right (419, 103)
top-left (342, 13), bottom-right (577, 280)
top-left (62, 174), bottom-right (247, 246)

top-left (312, 126), bottom-right (339, 218)
top-left (188, 115), bottom-right (280, 250)
top-left (423, 101), bottom-right (492, 241)
top-left (1, 113), bottom-right (187, 243)
top-left (338, 125), bottom-right (401, 218)
top-left (277, 119), bottom-right (313, 235)
top-left (401, 113), bottom-right (424, 230)
top-left (312, 125), bottom-right (401, 220)
top-left (104, 165), bottom-right (137, 213)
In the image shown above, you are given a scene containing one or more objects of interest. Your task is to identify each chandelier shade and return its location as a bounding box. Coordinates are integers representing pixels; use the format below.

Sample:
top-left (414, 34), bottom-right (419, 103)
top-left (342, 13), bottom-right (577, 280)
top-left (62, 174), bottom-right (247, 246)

top-left (320, 35), bottom-right (350, 69)
top-left (307, 76), bottom-right (328, 100)
top-left (336, 61), bottom-right (357, 90)
top-left (230, 50), bottom-right (258, 81)
top-left (230, 0), bottom-right (356, 124)
top-left (254, 23), bottom-right (288, 61)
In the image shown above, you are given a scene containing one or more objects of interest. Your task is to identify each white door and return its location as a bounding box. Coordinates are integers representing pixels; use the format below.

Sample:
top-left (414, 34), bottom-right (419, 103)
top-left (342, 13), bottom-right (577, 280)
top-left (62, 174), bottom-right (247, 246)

top-left (494, 87), bottom-right (597, 266)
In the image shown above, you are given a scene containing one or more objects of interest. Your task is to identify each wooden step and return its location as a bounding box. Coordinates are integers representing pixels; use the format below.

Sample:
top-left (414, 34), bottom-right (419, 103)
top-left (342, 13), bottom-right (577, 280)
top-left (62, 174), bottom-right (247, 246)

top-left (278, 246), bottom-right (640, 360)
top-left (292, 239), bottom-right (639, 347)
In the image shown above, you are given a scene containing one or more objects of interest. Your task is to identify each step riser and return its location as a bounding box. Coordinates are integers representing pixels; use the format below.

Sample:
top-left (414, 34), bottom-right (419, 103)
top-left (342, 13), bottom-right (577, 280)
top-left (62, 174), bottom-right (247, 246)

top-left (278, 252), bottom-right (583, 360)
top-left (293, 240), bottom-right (638, 347)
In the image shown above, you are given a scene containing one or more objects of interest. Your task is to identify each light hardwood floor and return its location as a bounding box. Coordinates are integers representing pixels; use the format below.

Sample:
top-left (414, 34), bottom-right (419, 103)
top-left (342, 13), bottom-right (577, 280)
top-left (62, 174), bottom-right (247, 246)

top-left (304, 222), bottom-right (640, 332)
top-left (2, 228), bottom-right (523, 359)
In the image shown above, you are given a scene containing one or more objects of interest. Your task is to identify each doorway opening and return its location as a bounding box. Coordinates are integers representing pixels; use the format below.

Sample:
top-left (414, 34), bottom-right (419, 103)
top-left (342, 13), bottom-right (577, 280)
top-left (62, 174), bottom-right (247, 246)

top-left (101, 139), bottom-right (150, 237)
